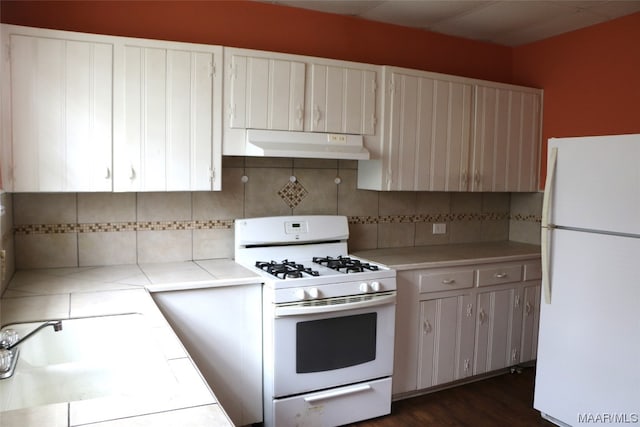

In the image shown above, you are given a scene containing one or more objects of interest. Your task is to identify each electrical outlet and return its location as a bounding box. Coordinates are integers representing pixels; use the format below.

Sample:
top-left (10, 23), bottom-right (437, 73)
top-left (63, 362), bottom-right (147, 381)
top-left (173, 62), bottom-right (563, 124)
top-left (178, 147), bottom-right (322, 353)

top-left (327, 134), bottom-right (347, 143)
top-left (432, 223), bottom-right (447, 234)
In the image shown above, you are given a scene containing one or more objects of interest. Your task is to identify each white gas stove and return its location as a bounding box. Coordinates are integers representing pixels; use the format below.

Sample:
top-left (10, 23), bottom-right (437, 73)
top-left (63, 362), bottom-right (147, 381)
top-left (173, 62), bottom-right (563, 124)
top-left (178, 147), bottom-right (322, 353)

top-left (234, 215), bottom-right (396, 427)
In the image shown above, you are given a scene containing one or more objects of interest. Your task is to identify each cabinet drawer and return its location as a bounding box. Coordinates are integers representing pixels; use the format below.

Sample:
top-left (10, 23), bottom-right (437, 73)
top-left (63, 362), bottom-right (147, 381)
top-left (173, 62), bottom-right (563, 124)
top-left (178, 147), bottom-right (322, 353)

top-left (476, 265), bottom-right (522, 287)
top-left (523, 262), bottom-right (542, 281)
top-left (274, 377), bottom-right (391, 426)
top-left (419, 269), bottom-right (475, 293)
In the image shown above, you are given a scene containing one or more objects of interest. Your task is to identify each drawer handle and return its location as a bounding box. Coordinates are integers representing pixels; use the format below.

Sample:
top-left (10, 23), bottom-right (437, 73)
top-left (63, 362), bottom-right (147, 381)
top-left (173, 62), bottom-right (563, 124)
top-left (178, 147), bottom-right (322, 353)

top-left (441, 279), bottom-right (456, 285)
top-left (494, 272), bottom-right (508, 279)
top-left (304, 384), bottom-right (372, 404)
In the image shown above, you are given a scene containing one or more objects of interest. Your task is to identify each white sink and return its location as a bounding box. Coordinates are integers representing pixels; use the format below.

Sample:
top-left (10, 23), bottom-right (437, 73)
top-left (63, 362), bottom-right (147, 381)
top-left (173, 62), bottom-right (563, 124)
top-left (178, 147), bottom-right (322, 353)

top-left (0, 314), bottom-right (176, 412)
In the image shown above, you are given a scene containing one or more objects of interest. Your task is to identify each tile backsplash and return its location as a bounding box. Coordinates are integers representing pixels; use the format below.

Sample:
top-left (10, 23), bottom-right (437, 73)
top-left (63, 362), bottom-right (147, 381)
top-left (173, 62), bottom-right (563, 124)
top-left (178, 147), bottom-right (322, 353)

top-left (7, 157), bottom-right (542, 270)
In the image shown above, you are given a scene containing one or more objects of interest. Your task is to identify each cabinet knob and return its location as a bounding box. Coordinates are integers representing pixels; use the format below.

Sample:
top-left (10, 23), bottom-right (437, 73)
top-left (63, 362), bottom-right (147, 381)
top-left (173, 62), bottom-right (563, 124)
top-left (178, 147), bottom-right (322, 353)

top-left (479, 309), bottom-right (487, 324)
top-left (525, 301), bottom-right (532, 315)
top-left (313, 105), bottom-right (321, 126)
top-left (423, 320), bottom-right (432, 334)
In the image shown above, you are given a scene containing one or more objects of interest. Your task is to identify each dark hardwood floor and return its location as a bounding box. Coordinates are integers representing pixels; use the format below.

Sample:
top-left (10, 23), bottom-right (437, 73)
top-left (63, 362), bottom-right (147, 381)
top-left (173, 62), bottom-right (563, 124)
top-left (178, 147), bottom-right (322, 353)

top-left (347, 367), bottom-right (555, 427)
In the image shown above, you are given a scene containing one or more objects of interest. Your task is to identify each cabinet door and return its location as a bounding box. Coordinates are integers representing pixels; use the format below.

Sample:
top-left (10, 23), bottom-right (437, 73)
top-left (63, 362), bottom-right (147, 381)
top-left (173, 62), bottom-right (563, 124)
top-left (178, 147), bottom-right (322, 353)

top-left (509, 287), bottom-right (525, 366)
top-left (114, 41), bottom-right (221, 191)
top-left (471, 86), bottom-right (541, 192)
top-left (418, 294), bottom-right (475, 388)
top-left (520, 283), bottom-right (541, 363)
top-left (474, 288), bottom-right (514, 374)
top-left (8, 33), bottom-right (112, 192)
top-left (228, 54), bottom-right (305, 131)
top-left (386, 70), bottom-right (472, 191)
top-left (308, 64), bottom-right (376, 135)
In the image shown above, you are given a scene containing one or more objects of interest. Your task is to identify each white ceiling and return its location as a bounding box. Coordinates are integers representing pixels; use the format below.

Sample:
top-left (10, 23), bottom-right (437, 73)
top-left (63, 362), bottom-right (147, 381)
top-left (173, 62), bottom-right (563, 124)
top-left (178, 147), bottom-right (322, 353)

top-left (267, 0), bottom-right (640, 46)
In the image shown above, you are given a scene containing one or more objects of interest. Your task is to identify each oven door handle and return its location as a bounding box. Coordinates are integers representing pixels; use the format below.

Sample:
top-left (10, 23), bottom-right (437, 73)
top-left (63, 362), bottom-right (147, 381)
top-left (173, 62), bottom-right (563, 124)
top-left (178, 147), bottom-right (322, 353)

top-left (275, 293), bottom-right (396, 317)
top-left (304, 383), bottom-right (372, 404)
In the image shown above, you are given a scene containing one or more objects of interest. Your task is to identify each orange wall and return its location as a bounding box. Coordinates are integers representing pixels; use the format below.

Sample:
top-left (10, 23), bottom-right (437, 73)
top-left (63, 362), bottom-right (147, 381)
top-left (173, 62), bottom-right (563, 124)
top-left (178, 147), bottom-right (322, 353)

top-left (0, 0), bottom-right (512, 82)
top-left (512, 12), bottom-right (640, 185)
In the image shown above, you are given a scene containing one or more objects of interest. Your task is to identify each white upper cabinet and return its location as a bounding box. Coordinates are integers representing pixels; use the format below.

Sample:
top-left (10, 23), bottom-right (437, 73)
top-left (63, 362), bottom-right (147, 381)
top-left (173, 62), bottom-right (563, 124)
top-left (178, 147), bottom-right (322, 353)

top-left (2, 25), bottom-right (113, 192)
top-left (2, 25), bottom-right (223, 193)
top-left (228, 54), bottom-right (305, 131)
top-left (358, 66), bottom-right (542, 192)
top-left (471, 85), bottom-right (541, 192)
top-left (222, 47), bottom-right (380, 156)
top-left (308, 64), bottom-right (376, 135)
top-left (113, 38), bottom-right (222, 191)
top-left (368, 67), bottom-right (472, 191)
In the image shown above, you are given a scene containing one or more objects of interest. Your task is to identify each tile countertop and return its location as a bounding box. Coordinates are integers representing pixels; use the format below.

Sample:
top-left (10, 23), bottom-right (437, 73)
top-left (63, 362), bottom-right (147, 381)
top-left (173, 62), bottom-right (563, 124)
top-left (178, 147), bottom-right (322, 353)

top-left (352, 241), bottom-right (541, 270)
top-left (0, 259), bottom-right (262, 427)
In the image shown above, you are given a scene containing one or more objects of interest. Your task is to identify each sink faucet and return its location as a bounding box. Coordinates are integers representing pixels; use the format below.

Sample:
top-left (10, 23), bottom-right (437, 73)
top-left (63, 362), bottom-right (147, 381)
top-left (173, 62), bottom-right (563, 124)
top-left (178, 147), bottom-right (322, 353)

top-left (0, 320), bottom-right (63, 379)
top-left (1, 320), bottom-right (63, 351)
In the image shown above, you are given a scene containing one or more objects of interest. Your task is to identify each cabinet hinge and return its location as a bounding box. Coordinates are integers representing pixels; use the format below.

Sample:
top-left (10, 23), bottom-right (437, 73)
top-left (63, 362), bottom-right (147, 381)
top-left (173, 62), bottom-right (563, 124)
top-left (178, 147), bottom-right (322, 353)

top-left (4, 41), bottom-right (10, 63)
top-left (209, 167), bottom-right (215, 181)
top-left (372, 79), bottom-right (377, 94)
top-left (210, 61), bottom-right (215, 78)
top-left (229, 62), bottom-right (237, 80)
top-left (388, 81), bottom-right (395, 95)
top-left (228, 104), bottom-right (235, 125)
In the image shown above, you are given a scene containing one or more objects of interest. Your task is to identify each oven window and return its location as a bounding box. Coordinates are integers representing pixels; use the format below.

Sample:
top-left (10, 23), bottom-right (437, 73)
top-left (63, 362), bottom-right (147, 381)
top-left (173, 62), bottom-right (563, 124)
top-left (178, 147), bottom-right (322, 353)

top-left (296, 313), bottom-right (377, 373)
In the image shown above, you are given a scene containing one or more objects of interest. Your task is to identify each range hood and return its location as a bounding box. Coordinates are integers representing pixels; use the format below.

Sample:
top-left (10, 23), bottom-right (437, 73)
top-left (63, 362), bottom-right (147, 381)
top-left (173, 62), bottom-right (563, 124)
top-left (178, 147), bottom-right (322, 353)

top-left (245, 129), bottom-right (370, 160)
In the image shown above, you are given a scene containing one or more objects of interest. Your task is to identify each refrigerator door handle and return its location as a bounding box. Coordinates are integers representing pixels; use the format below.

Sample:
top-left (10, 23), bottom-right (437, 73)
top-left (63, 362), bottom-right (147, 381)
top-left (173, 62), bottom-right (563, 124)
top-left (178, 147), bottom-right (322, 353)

top-left (541, 147), bottom-right (558, 304)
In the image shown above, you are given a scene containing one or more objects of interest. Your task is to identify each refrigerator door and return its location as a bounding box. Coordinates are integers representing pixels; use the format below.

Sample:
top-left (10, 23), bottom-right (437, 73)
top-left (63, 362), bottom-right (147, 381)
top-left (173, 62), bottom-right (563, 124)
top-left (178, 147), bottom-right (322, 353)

top-left (534, 228), bottom-right (640, 426)
top-left (548, 134), bottom-right (640, 235)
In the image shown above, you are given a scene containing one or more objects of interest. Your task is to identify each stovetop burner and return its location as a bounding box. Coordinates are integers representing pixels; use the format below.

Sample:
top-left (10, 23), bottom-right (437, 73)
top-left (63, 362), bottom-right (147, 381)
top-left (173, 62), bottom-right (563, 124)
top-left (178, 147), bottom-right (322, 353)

top-left (313, 256), bottom-right (380, 274)
top-left (255, 260), bottom-right (320, 280)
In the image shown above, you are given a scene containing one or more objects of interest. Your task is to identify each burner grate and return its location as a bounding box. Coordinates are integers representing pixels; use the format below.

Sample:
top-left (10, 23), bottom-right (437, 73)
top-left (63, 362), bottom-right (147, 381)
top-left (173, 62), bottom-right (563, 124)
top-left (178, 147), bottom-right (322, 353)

top-left (313, 256), bottom-right (379, 274)
top-left (255, 260), bottom-right (320, 279)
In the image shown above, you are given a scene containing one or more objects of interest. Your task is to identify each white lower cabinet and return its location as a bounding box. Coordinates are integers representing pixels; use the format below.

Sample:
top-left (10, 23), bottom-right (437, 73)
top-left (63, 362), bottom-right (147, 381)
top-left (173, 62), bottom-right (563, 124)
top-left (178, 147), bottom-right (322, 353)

top-left (474, 287), bottom-right (521, 374)
top-left (393, 257), bottom-right (541, 398)
top-left (418, 293), bottom-right (475, 388)
top-left (150, 283), bottom-right (263, 426)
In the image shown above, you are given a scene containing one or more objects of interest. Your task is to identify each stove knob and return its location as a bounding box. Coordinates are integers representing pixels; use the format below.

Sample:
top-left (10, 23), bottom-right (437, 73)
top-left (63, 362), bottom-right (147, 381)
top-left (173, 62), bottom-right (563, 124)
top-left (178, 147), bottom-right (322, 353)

top-left (359, 282), bottom-right (370, 293)
top-left (370, 281), bottom-right (381, 292)
top-left (294, 289), bottom-right (307, 300)
top-left (308, 288), bottom-right (319, 299)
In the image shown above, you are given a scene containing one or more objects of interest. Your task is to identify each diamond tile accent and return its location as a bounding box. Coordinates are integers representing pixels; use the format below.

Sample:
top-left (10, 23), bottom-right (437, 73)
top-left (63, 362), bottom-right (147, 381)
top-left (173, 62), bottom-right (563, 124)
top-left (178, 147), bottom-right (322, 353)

top-left (278, 180), bottom-right (309, 208)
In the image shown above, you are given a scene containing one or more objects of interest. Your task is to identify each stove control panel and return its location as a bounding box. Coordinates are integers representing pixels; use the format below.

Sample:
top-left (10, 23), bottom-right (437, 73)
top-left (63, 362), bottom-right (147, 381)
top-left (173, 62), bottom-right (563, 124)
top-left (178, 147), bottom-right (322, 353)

top-left (284, 220), bottom-right (308, 235)
top-left (294, 287), bottom-right (320, 300)
top-left (359, 281), bottom-right (381, 293)
top-left (275, 276), bottom-right (396, 304)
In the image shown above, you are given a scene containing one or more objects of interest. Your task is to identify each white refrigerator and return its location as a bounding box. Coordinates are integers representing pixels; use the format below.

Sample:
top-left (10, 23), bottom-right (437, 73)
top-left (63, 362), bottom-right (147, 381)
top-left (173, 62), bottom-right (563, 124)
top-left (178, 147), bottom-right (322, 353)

top-left (534, 134), bottom-right (640, 426)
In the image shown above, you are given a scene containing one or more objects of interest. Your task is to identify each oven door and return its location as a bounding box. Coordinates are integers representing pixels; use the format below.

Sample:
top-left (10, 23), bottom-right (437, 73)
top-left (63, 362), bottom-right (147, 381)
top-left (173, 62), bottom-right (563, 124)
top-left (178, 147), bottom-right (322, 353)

top-left (271, 291), bottom-right (396, 398)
